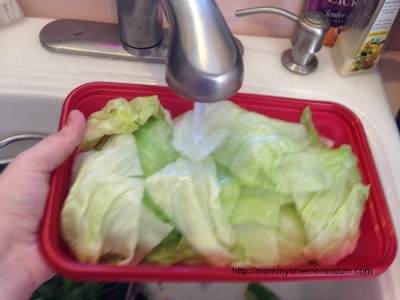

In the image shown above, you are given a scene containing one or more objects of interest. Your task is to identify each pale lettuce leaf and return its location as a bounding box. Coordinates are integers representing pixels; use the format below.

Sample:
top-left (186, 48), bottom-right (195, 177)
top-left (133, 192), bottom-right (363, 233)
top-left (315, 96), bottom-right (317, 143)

top-left (274, 150), bottom-right (333, 193)
top-left (61, 134), bottom-right (144, 265)
top-left (293, 145), bottom-right (370, 265)
top-left (132, 205), bottom-right (174, 265)
top-left (173, 101), bottom-right (243, 161)
top-left (145, 157), bottom-right (235, 266)
top-left (217, 165), bottom-right (241, 219)
top-left (233, 224), bottom-right (280, 267)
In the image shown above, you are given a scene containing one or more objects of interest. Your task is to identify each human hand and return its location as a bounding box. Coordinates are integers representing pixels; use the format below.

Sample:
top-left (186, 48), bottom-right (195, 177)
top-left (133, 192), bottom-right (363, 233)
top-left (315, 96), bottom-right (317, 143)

top-left (0, 110), bottom-right (86, 300)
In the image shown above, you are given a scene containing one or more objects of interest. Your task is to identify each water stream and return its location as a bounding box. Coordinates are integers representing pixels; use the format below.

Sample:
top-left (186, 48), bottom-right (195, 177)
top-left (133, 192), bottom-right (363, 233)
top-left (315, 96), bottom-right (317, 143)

top-left (192, 102), bottom-right (208, 144)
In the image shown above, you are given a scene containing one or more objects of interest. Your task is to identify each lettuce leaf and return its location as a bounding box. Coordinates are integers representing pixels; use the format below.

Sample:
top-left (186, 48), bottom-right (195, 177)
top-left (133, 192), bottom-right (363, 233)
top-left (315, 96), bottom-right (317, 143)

top-left (82, 96), bottom-right (169, 151)
top-left (293, 145), bottom-right (370, 265)
top-left (229, 187), bottom-right (281, 266)
top-left (143, 230), bottom-right (204, 266)
top-left (173, 101), bottom-right (243, 161)
top-left (217, 165), bottom-right (241, 219)
top-left (275, 150), bottom-right (333, 193)
top-left (61, 134), bottom-right (144, 264)
top-left (65, 99), bottom-right (370, 268)
top-left (277, 204), bottom-right (309, 266)
top-left (132, 205), bottom-right (174, 264)
top-left (233, 224), bottom-right (279, 266)
top-left (230, 187), bottom-right (281, 227)
top-left (142, 230), bottom-right (183, 266)
top-left (214, 109), bottom-right (310, 191)
top-left (134, 116), bottom-right (179, 177)
top-left (145, 157), bottom-right (235, 266)
top-left (228, 190), bottom-right (310, 267)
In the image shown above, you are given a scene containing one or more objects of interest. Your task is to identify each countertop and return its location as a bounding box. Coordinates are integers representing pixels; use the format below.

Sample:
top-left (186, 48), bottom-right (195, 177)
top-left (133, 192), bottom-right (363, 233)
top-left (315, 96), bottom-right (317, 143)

top-left (1, 18), bottom-right (400, 300)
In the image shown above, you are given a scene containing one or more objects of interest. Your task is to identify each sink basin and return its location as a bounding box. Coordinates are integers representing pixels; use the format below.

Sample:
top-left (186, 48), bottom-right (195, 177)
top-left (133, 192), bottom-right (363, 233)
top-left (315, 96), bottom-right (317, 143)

top-left (0, 93), bottom-right (62, 164)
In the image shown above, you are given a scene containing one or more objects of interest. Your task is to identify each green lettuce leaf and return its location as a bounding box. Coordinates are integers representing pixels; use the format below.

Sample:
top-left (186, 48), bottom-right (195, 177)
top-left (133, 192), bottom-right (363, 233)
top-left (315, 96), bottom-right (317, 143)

top-left (277, 204), bottom-right (309, 266)
top-left (134, 116), bottom-right (179, 177)
top-left (132, 105), bottom-right (181, 225)
top-left (300, 105), bottom-right (334, 148)
top-left (61, 134), bottom-right (144, 265)
top-left (142, 230), bottom-right (183, 266)
top-left (229, 187), bottom-right (281, 266)
top-left (300, 106), bottom-right (322, 147)
top-left (233, 224), bottom-right (279, 266)
top-left (230, 187), bottom-right (281, 227)
top-left (214, 109), bottom-right (310, 191)
top-left (245, 283), bottom-right (282, 300)
top-left (143, 230), bottom-right (205, 266)
top-left (217, 165), bottom-right (241, 219)
top-left (82, 96), bottom-right (169, 151)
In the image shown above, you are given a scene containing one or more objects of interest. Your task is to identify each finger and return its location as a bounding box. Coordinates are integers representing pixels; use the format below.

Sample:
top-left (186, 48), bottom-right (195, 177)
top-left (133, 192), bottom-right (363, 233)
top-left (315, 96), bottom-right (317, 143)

top-left (13, 110), bottom-right (86, 173)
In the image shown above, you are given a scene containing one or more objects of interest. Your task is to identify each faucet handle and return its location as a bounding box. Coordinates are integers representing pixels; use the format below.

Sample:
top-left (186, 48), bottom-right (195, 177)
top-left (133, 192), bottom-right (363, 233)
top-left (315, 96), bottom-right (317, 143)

top-left (236, 7), bottom-right (330, 75)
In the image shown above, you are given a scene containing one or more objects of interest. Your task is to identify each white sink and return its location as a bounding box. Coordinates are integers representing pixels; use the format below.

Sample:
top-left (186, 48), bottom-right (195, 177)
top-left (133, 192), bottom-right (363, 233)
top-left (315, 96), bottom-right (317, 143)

top-left (0, 93), bottom-right (62, 164)
top-left (1, 17), bottom-right (400, 300)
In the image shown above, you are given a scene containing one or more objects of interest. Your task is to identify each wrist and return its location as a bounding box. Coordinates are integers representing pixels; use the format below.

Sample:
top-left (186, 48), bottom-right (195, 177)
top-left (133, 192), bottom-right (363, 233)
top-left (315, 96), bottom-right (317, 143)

top-left (0, 245), bottom-right (52, 300)
top-left (0, 219), bottom-right (54, 300)
top-left (0, 223), bottom-right (26, 300)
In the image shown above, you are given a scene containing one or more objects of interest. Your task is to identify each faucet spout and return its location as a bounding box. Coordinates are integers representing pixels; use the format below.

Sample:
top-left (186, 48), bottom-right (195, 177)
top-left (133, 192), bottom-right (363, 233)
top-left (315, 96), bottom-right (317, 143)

top-left (117, 0), bottom-right (244, 103)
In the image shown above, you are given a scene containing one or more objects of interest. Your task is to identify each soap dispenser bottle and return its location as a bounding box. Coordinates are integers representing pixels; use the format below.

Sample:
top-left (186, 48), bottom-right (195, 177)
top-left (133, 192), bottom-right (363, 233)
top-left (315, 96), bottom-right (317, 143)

top-left (332, 0), bottom-right (400, 75)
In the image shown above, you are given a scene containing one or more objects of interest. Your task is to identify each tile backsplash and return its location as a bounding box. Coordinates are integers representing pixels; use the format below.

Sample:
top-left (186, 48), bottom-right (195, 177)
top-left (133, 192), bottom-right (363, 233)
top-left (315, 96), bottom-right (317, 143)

top-left (18, 0), bottom-right (399, 49)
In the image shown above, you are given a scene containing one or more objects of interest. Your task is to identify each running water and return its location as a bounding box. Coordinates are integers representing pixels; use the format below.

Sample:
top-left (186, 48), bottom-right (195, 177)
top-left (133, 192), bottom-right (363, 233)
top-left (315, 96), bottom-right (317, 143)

top-left (192, 102), bottom-right (207, 144)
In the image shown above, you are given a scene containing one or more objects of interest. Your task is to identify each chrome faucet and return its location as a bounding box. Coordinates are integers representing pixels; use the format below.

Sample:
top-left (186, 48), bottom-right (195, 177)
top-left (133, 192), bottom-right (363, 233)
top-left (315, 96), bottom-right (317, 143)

top-left (117, 0), bottom-right (244, 103)
top-left (39, 0), bottom-right (244, 103)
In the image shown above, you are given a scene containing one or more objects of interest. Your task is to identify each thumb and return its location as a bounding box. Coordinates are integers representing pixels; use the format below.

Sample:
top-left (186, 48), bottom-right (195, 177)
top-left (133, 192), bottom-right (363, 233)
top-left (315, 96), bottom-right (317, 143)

top-left (12, 110), bottom-right (86, 173)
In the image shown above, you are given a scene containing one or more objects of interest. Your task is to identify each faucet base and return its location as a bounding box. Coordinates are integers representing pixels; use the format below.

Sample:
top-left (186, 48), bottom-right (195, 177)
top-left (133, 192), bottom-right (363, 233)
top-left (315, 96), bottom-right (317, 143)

top-left (39, 19), bottom-right (244, 63)
top-left (39, 19), bottom-right (169, 63)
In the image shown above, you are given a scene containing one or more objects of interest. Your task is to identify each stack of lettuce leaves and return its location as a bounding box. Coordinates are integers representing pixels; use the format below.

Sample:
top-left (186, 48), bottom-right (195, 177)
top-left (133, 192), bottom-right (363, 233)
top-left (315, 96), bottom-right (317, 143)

top-left (61, 96), bottom-right (370, 267)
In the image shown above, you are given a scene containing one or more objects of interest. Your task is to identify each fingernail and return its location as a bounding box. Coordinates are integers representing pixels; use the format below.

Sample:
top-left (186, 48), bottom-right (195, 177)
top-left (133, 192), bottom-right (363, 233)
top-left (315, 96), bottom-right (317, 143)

top-left (66, 110), bottom-right (77, 125)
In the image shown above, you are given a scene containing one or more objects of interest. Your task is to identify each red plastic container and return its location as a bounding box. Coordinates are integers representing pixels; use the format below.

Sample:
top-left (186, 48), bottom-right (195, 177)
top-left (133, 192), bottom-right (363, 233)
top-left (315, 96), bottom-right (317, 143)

top-left (41, 82), bottom-right (397, 282)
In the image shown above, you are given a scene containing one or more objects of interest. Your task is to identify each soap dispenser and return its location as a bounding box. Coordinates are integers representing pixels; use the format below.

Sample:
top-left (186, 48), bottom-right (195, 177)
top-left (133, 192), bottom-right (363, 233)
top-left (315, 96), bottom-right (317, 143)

top-left (236, 7), bottom-right (330, 75)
